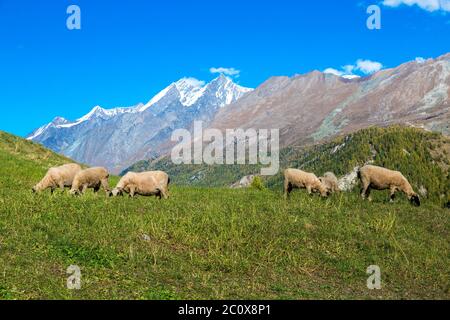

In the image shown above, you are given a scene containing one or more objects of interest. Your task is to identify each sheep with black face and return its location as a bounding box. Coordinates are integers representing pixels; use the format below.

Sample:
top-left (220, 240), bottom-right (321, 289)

top-left (358, 165), bottom-right (420, 206)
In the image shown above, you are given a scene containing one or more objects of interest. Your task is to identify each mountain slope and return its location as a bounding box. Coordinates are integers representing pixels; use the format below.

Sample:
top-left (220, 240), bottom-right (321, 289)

top-left (28, 75), bottom-right (252, 174)
top-left (127, 126), bottom-right (450, 206)
top-left (0, 131), bottom-right (77, 190)
top-left (211, 53), bottom-right (450, 147)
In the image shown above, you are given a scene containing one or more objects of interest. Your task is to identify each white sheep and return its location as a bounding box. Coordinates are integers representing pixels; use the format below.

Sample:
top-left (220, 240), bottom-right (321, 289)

top-left (358, 165), bottom-right (420, 206)
top-left (319, 172), bottom-right (340, 194)
top-left (111, 171), bottom-right (170, 199)
top-left (70, 167), bottom-right (110, 196)
top-left (284, 168), bottom-right (328, 199)
top-left (32, 163), bottom-right (82, 194)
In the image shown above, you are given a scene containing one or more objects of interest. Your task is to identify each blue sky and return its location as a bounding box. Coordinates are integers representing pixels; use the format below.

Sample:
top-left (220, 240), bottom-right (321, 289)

top-left (0, 0), bottom-right (449, 136)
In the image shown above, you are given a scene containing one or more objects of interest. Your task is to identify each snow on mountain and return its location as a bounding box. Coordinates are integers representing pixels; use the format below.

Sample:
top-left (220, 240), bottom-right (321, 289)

top-left (71, 105), bottom-right (139, 125)
top-left (27, 75), bottom-right (253, 173)
top-left (27, 117), bottom-right (69, 140)
top-left (29, 75), bottom-right (252, 141)
top-left (29, 105), bottom-right (141, 134)
top-left (342, 74), bottom-right (361, 80)
top-left (138, 75), bottom-right (250, 112)
top-left (207, 74), bottom-right (253, 107)
top-left (138, 84), bottom-right (177, 112)
top-left (175, 78), bottom-right (207, 107)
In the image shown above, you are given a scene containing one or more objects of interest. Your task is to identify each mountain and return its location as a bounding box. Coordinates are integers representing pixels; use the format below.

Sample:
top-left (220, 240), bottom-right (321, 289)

top-left (29, 53), bottom-right (450, 175)
top-left (210, 53), bottom-right (450, 147)
top-left (127, 126), bottom-right (450, 206)
top-left (28, 75), bottom-right (252, 173)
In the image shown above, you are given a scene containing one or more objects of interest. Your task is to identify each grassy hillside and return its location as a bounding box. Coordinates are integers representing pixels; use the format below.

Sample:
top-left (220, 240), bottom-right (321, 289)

top-left (0, 130), bottom-right (449, 300)
top-left (128, 126), bottom-right (450, 206)
top-left (0, 131), bottom-right (78, 191)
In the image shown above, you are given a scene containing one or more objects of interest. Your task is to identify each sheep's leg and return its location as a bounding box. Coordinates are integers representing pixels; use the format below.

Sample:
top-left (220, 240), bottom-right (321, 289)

top-left (284, 180), bottom-right (291, 199)
top-left (306, 186), bottom-right (313, 195)
top-left (365, 187), bottom-right (372, 202)
top-left (81, 184), bottom-right (88, 195)
top-left (128, 185), bottom-right (136, 198)
top-left (58, 181), bottom-right (65, 193)
top-left (93, 184), bottom-right (100, 194)
top-left (360, 181), bottom-right (370, 200)
top-left (101, 178), bottom-right (110, 193)
top-left (389, 186), bottom-right (397, 203)
top-left (284, 179), bottom-right (295, 199)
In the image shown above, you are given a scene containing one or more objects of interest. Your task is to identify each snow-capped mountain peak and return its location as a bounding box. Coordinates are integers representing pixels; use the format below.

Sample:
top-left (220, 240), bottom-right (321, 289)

top-left (51, 116), bottom-right (70, 125)
top-left (27, 75), bottom-right (254, 171)
top-left (175, 78), bottom-right (206, 107)
top-left (27, 116), bottom-right (69, 140)
top-left (139, 76), bottom-right (252, 111)
top-left (77, 105), bottom-right (104, 122)
top-left (205, 74), bottom-right (253, 107)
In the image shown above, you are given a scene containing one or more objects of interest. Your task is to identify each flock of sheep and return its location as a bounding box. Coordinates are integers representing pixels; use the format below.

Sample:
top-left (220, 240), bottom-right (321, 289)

top-left (32, 163), bottom-right (421, 206)
top-left (284, 166), bottom-right (420, 206)
top-left (32, 164), bottom-right (170, 199)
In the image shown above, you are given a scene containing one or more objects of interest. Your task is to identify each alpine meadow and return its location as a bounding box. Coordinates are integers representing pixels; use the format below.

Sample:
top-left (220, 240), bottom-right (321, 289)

top-left (0, 128), bottom-right (448, 300)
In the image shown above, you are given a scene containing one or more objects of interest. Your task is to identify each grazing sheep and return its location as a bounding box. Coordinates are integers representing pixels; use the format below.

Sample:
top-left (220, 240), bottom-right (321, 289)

top-left (319, 172), bottom-right (340, 194)
top-left (32, 163), bottom-right (82, 194)
top-left (358, 165), bottom-right (420, 206)
top-left (111, 171), bottom-right (170, 199)
top-left (70, 167), bottom-right (110, 196)
top-left (284, 168), bottom-right (328, 199)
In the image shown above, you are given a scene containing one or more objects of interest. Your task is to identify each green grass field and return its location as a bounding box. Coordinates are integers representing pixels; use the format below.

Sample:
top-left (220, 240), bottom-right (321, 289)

top-left (0, 131), bottom-right (449, 300)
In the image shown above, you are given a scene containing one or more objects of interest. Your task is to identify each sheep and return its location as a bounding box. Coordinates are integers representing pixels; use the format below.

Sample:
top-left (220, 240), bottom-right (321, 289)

top-left (70, 167), bottom-right (110, 196)
top-left (284, 168), bottom-right (328, 199)
top-left (358, 165), bottom-right (420, 206)
top-left (32, 163), bottom-right (82, 194)
top-left (319, 172), bottom-right (340, 194)
top-left (110, 171), bottom-right (170, 199)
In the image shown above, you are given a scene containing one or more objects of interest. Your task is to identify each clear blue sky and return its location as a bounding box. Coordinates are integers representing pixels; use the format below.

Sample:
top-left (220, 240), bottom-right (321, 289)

top-left (1, 0), bottom-right (449, 136)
